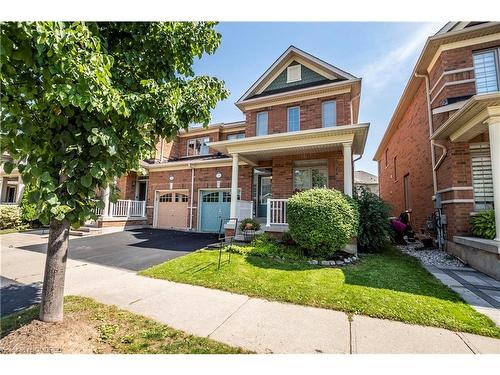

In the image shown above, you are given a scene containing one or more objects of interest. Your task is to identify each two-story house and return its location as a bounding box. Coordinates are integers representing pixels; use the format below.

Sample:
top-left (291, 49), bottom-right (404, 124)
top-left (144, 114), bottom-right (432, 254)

top-left (374, 22), bottom-right (500, 279)
top-left (92, 46), bottom-right (370, 237)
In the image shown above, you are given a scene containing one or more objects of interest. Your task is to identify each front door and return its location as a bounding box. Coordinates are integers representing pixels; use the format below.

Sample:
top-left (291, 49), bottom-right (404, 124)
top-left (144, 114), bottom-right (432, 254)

top-left (258, 175), bottom-right (272, 217)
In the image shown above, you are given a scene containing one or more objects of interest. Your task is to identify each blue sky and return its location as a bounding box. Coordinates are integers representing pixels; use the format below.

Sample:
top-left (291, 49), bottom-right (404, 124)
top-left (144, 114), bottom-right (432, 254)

top-left (193, 22), bottom-right (443, 175)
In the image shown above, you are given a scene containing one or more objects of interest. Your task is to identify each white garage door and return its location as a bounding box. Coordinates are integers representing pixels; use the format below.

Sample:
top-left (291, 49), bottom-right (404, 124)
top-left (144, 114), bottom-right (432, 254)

top-left (156, 192), bottom-right (189, 230)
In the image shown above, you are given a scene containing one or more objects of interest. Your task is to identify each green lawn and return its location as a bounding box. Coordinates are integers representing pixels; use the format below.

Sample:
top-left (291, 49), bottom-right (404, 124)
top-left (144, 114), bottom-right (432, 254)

top-left (140, 246), bottom-right (500, 338)
top-left (0, 228), bottom-right (19, 235)
top-left (0, 296), bottom-right (247, 354)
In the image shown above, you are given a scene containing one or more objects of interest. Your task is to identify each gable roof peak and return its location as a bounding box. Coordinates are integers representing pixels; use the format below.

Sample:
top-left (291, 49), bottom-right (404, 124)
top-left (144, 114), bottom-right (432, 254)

top-left (236, 45), bottom-right (358, 104)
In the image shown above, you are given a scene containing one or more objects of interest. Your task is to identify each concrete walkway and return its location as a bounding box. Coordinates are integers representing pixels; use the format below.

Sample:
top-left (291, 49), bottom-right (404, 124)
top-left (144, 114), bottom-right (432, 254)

top-left (1, 232), bottom-right (499, 354)
top-left (425, 264), bottom-right (500, 326)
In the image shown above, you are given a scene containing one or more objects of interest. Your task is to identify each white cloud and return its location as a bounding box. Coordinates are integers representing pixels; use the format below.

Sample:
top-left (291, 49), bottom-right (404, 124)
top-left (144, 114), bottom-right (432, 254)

top-left (359, 23), bottom-right (441, 93)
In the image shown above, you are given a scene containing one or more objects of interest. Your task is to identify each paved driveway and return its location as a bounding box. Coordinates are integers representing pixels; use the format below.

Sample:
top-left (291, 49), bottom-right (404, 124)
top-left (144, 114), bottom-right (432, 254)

top-left (19, 228), bottom-right (218, 271)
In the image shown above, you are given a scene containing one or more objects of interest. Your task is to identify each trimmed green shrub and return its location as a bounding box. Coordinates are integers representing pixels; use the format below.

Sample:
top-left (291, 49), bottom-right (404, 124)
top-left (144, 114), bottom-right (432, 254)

top-left (0, 205), bottom-right (22, 229)
top-left (19, 185), bottom-right (40, 224)
top-left (287, 188), bottom-right (359, 257)
top-left (354, 187), bottom-right (391, 252)
top-left (471, 209), bottom-right (496, 240)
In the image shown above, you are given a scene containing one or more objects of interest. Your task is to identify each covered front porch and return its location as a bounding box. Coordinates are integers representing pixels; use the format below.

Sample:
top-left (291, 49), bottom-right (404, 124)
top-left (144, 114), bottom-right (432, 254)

top-left (208, 124), bottom-right (369, 233)
top-left (432, 94), bottom-right (500, 279)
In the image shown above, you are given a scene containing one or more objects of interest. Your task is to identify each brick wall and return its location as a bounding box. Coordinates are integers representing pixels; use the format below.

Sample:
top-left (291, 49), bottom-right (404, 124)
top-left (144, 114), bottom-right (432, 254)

top-left (379, 38), bottom-right (499, 240)
top-left (378, 80), bottom-right (435, 233)
top-left (115, 173), bottom-right (137, 200)
top-left (244, 93), bottom-right (352, 137)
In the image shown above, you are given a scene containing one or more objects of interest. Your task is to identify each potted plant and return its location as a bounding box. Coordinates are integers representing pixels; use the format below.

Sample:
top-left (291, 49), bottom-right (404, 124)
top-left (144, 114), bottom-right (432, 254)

top-left (239, 218), bottom-right (261, 242)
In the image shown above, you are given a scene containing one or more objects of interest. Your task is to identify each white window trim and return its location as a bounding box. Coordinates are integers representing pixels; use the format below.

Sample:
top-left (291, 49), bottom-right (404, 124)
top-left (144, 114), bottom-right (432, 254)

top-left (322, 100), bottom-right (337, 127)
top-left (287, 106), bottom-right (300, 132)
top-left (187, 136), bottom-right (210, 157)
top-left (256, 111), bottom-right (268, 136)
top-left (473, 48), bottom-right (500, 94)
top-left (286, 65), bottom-right (302, 83)
top-left (293, 163), bottom-right (329, 191)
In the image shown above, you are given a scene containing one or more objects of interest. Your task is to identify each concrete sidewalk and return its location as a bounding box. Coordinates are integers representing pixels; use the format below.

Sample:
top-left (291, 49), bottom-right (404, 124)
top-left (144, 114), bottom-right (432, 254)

top-left (1, 233), bottom-right (499, 354)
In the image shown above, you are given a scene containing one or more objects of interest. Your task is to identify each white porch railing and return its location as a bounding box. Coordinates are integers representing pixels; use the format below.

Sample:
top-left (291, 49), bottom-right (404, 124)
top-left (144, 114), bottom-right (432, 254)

top-left (110, 200), bottom-right (146, 217)
top-left (266, 199), bottom-right (288, 226)
top-left (93, 199), bottom-right (146, 218)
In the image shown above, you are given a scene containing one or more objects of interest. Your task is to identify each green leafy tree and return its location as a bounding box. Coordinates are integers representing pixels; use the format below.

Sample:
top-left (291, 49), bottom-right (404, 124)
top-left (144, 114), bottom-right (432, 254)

top-left (1, 22), bottom-right (228, 322)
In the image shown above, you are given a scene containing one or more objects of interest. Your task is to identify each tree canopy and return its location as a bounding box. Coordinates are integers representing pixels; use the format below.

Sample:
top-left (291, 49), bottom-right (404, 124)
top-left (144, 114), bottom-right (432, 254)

top-left (0, 22), bottom-right (228, 225)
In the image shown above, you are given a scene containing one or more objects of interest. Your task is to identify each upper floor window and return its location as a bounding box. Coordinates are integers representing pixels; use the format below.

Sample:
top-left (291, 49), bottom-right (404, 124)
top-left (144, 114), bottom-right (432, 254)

top-left (187, 137), bottom-right (210, 156)
top-left (256, 112), bottom-right (268, 136)
top-left (227, 133), bottom-right (245, 140)
top-left (322, 101), bottom-right (336, 127)
top-left (287, 65), bottom-right (301, 83)
top-left (473, 49), bottom-right (499, 94)
top-left (287, 106), bottom-right (300, 132)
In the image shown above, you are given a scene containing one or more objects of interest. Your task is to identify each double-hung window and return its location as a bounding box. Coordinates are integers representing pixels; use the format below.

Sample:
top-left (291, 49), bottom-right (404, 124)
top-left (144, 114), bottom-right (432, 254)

top-left (473, 49), bottom-right (500, 94)
top-left (256, 112), bottom-right (268, 136)
top-left (322, 101), bottom-right (336, 127)
top-left (187, 137), bottom-right (210, 156)
top-left (287, 106), bottom-right (300, 132)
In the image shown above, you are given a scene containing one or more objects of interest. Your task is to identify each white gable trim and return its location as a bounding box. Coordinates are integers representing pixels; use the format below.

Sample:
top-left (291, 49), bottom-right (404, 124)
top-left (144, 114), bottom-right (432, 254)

top-left (237, 46), bottom-right (357, 104)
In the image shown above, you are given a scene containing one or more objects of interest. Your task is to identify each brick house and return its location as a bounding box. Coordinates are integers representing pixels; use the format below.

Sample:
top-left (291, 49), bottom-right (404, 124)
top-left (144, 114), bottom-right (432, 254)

top-left (97, 46), bottom-right (369, 236)
top-left (374, 22), bottom-right (500, 279)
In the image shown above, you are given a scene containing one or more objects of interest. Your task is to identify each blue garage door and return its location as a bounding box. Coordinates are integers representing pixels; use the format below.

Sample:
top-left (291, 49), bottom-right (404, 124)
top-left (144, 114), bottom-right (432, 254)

top-left (200, 191), bottom-right (231, 233)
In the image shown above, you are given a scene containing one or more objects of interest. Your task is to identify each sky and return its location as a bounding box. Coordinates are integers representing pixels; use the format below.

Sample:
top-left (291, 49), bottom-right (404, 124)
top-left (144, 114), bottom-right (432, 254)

top-left (192, 22), bottom-right (443, 176)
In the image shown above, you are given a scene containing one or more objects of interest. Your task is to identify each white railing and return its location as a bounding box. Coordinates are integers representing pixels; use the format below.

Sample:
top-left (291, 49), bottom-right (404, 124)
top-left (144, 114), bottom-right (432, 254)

top-left (92, 199), bottom-right (146, 218)
top-left (110, 200), bottom-right (146, 217)
top-left (266, 199), bottom-right (288, 226)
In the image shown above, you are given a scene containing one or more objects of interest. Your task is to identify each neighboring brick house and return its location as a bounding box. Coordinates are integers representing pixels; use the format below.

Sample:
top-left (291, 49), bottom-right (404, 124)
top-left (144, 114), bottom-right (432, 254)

top-left (354, 170), bottom-right (379, 195)
top-left (374, 22), bottom-right (500, 279)
top-left (99, 46), bottom-right (370, 235)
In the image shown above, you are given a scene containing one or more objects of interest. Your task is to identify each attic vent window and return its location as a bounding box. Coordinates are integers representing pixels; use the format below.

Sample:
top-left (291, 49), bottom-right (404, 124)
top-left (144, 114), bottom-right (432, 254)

top-left (287, 65), bottom-right (302, 83)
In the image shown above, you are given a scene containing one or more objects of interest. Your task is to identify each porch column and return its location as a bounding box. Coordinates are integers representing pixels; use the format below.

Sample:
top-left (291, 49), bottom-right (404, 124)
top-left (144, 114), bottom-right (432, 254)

top-left (102, 185), bottom-right (110, 217)
top-left (487, 117), bottom-right (500, 241)
top-left (229, 153), bottom-right (239, 225)
top-left (343, 143), bottom-right (353, 197)
top-left (16, 176), bottom-right (25, 203)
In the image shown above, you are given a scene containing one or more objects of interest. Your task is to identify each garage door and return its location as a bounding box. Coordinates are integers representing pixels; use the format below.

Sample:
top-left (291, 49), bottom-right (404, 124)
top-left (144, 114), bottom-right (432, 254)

top-left (200, 191), bottom-right (230, 233)
top-left (156, 192), bottom-right (189, 230)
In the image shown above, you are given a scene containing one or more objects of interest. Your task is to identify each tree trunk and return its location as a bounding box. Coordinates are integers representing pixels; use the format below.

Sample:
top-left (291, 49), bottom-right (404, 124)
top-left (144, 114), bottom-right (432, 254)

top-left (39, 218), bottom-right (70, 322)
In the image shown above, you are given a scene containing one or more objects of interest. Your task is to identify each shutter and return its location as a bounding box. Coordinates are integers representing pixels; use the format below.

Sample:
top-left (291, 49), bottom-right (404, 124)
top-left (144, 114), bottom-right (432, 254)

top-left (470, 144), bottom-right (494, 211)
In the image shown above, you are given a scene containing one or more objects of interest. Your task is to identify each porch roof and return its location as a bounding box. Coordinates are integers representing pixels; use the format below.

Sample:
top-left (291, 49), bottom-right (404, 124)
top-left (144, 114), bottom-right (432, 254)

top-left (431, 93), bottom-right (500, 142)
top-left (208, 123), bottom-right (369, 163)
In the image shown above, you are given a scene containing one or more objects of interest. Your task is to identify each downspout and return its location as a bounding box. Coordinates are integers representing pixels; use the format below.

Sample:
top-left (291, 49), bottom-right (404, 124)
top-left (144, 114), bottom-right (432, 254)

top-left (188, 163), bottom-right (195, 230)
top-left (414, 72), bottom-right (440, 195)
top-left (159, 138), bottom-right (164, 162)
